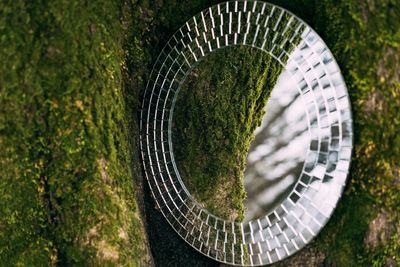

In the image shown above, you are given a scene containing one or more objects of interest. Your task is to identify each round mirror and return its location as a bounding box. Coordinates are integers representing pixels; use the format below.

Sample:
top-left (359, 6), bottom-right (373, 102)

top-left (140, 1), bottom-right (353, 265)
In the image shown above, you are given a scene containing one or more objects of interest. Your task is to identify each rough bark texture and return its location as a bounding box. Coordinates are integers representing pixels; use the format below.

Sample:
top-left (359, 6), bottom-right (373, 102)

top-left (1, 0), bottom-right (399, 266)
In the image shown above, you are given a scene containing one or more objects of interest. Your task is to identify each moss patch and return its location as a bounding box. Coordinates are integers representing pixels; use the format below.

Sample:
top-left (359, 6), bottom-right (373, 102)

top-left (0, 0), bottom-right (146, 265)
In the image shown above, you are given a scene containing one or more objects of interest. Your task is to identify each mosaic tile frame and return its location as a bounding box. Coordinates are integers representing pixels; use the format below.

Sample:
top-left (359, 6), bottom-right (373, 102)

top-left (139, 1), bottom-right (353, 265)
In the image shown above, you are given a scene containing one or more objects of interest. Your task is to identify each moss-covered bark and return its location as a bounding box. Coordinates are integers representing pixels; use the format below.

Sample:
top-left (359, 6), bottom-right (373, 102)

top-left (0, 1), bottom-right (149, 265)
top-left (1, 0), bottom-right (399, 266)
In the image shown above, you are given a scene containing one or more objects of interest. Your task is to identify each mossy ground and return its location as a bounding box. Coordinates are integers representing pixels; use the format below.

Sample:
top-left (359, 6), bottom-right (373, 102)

top-left (0, 0), bottom-right (399, 266)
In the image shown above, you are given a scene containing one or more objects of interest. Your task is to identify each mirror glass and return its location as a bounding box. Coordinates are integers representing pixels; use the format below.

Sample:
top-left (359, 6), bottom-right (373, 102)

top-left (243, 68), bottom-right (309, 223)
top-left (172, 45), bottom-right (284, 222)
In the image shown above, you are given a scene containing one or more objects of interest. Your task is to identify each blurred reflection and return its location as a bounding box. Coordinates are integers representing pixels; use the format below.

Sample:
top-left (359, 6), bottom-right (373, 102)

top-left (243, 69), bottom-right (310, 223)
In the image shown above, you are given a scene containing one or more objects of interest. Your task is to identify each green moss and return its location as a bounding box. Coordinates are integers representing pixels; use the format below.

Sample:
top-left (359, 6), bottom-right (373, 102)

top-left (0, 0), bottom-right (145, 265)
top-left (1, 0), bottom-right (399, 265)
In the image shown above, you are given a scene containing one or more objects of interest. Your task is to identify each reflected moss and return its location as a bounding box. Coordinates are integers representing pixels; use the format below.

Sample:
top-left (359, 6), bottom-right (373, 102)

top-left (172, 45), bottom-right (283, 221)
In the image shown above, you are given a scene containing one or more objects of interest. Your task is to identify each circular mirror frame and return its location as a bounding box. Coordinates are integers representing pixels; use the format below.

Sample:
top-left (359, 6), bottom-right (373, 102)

top-left (140, 1), bottom-right (353, 265)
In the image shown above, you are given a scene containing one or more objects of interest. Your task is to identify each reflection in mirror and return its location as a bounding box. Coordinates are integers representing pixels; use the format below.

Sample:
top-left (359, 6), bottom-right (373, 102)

top-left (172, 45), bottom-right (284, 222)
top-left (243, 68), bottom-right (310, 223)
